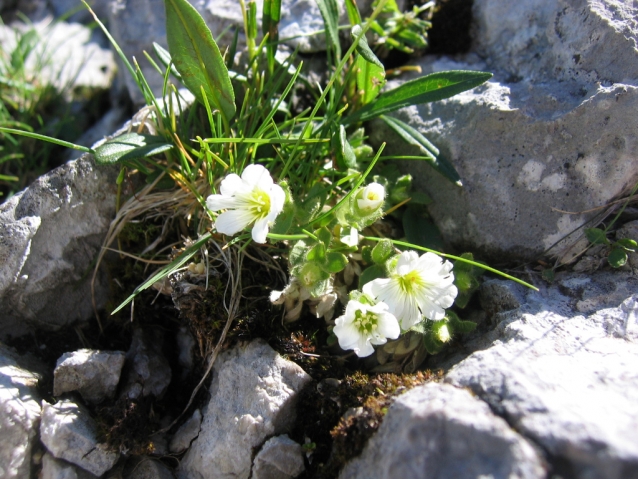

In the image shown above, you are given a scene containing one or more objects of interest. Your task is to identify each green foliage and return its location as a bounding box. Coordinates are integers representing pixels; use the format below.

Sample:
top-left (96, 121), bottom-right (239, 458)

top-left (94, 133), bottom-right (174, 165)
top-left (165, 0), bottom-right (236, 123)
top-left (585, 227), bottom-right (637, 269)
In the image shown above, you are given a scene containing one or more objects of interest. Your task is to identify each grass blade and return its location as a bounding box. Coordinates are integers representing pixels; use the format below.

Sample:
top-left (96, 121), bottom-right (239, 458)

top-left (316, 0), bottom-right (342, 61)
top-left (165, 0), bottom-right (236, 124)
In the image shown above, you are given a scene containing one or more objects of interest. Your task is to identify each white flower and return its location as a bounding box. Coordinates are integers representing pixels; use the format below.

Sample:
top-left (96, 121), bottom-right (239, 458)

top-left (340, 227), bottom-right (360, 247)
top-left (333, 300), bottom-right (400, 357)
top-left (356, 182), bottom-right (385, 215)
top-left (206, 164), bottom-right (285, 243)
top-left (362, 251), bottom-right (457, 329)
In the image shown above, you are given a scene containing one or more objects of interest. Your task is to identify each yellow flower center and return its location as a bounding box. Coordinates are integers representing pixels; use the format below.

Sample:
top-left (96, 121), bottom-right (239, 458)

top-left (397, 270), bottom-right (424, 294)
top-left (248, 189), bottom-right (271, 219)
top-left (354, 310), bottom-right (378, 334)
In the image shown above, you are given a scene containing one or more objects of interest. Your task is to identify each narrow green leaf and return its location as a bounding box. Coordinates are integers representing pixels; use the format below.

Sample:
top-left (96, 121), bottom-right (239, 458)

top-left (344, 0), bottom-right (362, 25)
top-left (94, 133), bottom-right (174, 165)
top-left (585, 228), bottom-right (609, 245)
top-left (112, 232), bottom-right (211, 314)
top-left (351, 25), bottom-right (384, 69)
top-left (346, 70), bottom-right (492, 124)
top-left (608, 248), bottom-right (628, 268)
top-left (263, 0), bottom-right (282, 73)
top-left (153, 42), bottom-right (183, 80)
top-left (316, 227), bottom-right (333, 247)
top-left (382, 115), bottom-right (462, 186)
top-left (165, 0), bottom-right (236, 122)
top-left (316, 0), bottom-right (342, 60)
top-left (0, 127), bottom-right (93, 153)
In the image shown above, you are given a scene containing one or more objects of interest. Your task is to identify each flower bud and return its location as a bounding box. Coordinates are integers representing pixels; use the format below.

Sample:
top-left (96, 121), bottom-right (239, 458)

top-left (355, 182), bottom-right (385, 215)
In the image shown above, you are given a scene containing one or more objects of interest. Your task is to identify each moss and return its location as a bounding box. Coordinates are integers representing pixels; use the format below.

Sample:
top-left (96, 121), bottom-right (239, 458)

top-left (293, 370), bottom-right (443, 479)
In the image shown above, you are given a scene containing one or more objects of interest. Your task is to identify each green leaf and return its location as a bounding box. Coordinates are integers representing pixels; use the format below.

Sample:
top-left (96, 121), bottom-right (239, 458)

top-left (371, 238), bottom-right (394, 264)
top-left (316, 227), bottom-right (333, 247)
top-left (423, 331), bottom-right (444, 355)
top-left (403, 204), bottom-right (445, 251)
top-left (263, 0), bottom-right (282, 73)
top-left (346, 70), bottom-right (492, 124)
top-left (152, 42), bottom-right (182, 80)
top-left (616, 237), bottom-right (637, 252)
top-left (112, 232), bottom-right (211, 314)
top-left (447, 311), bottom-right (477, 334)
top-left (307, 242), bottom-right (327, 263)
top-left (316, 0), bottom-right (341, 60)
top-left (351, 25), bottom-right (384, 69)
top-left (344, 0), bottom-right (362, 25)
top-left (324, 252), bottom-right (349, 273)
top-left (356, 55), bottom-right (385, 105)
top-left (608, 248), bottom-right (628, 268)
top-left (359, 264), bottom-right (386, 289)
top-left (165, 0), bottom-right (236, 123)
top-left (585, 228), bottom-right (610, 245)
top-left (382, 115), bottom-right (461, 186)
top-left (333, 124), bottom-right (358, 169)
top-left (94, 133), bottom-right (174, 165)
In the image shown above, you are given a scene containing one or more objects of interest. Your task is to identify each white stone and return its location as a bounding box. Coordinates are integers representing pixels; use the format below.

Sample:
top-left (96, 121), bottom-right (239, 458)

top-left (340, 383), bottom-right (546, 479)
top-left (252, 435), bottom-right (305, 479)
top-left (40, 399), bottom-right (119, 476)
top-left (0, 345), bottom-right (42, 479)
top-left (178, 339), bottom-right (311, 479)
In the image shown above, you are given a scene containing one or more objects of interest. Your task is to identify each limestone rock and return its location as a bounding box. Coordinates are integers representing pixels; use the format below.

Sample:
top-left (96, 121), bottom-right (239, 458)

top-left (41, 453), bottom-right (99, 479)
top-left (40, 399), bottom-right (119, 476)
top-left (339, 382), bottom-right (546, 479)
top-left (123, 457), bottom-right (175, 479)
top-left (0, 153), bottom-right (118, 338)
top-left (53, 349), bottom-right (126, 404)
top-left (371, 0), bottom-right (638, 261)
top-left (446, 271), bottom-right (638, 478)
top-left (178, 339), bottom-right (312, 479)
top-left (252, 435), bottom-right (305, 479)
top-left (0, 344), bottom-right (43, 479)
top-left (169, 409), bottom-right (202, 454)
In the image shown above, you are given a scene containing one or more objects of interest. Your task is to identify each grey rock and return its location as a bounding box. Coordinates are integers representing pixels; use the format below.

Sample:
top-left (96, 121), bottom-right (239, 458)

top-left (49, 0), bottom-right (111, 24)
top-left (124, 457), bottom-right (175, 479)
top-left (41, 453), bottom-right (99, 479)
top-left (40, 399), bottom-right (119, 476)
top-left (0, 152), bottom-right (119, 338)
top-left (0, 343), bottom-right (42, 479)
top-left (121, 328), bottom-right (172, 399)
top-left (168, 409), bottom-right (202, 454)
top-left (340, 382), bottom-right (546, 479)
top-left (178, 339), bottom-right (312, 479)
top-left (472, 0), bottom-right (638, 86)
top-left (176, 326), bottom-right (196, 378)
top-left (252, 435), bottom-right (305, 479)
top-left (446, 271), bottom-right (638, 479)
top-left (53, 349), bottom-right (126, 403)
top-left (0, 20), bottom-right (115, 98)
top-left (371, 0), bottom-right (638, 261)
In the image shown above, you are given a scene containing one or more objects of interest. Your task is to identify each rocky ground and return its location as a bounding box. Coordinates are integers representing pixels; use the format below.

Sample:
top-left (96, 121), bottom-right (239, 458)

top-left (1, 0), bottom-right (637, 479)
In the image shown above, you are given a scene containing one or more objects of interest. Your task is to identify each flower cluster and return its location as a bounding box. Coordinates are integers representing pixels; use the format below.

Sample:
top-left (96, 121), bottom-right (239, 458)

top-left (333, 250), bottom-right (458, 357)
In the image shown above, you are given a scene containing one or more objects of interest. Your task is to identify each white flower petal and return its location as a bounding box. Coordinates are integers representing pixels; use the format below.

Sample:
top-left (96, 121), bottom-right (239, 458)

top-left (215, 209), bottom-right (255, 235)
top-left (355, 337), bottom-right (374, 357)
top-left (242, 164), bottom-right (273, 189)
top-left (268, 184), bottom-right (286, 215)
top-left (376, 312), bottom-right (400, 339)
top-left (206, 194), bottom-right (238, 211)
top-left (219, 173), bottom-right (243, 196)
top-left (251, 217), bottom-right (270, 243)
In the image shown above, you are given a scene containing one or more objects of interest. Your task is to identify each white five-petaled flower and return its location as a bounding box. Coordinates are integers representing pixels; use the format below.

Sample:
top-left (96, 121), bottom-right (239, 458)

top-left (333, 299), bottom-right (400, 357)
top-left (206, 164), bottom-right (285, 243)
top-left (362, 251), bottom-right (458, 330)
top-left (356, 182), bottom-right (385, 215)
